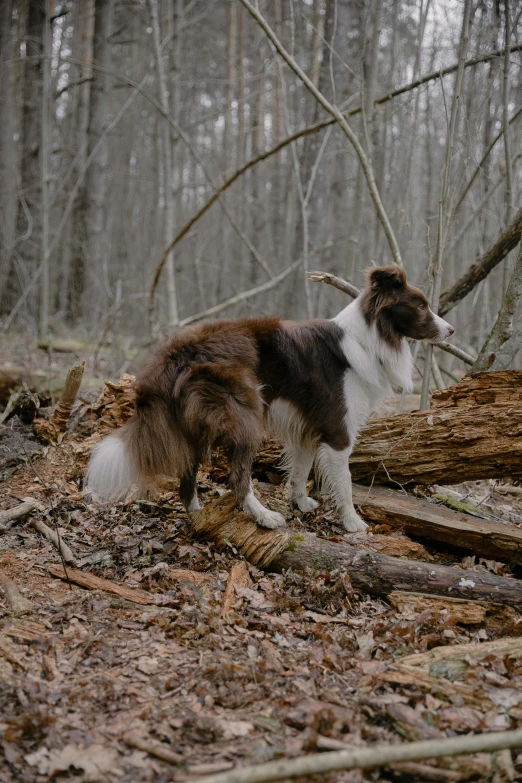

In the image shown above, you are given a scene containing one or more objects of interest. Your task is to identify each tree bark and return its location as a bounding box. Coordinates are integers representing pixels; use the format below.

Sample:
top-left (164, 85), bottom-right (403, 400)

top-left (351, 483), bottom-right (522, 564)
top-left (9, 0), bottom-right (45, 321)
top-left (348, 382), bottom-right (522, 487)
top-left (0, 0), bottom-right (16, 304)
top-left (81, 0), bottom-right (115, 324)
top-left (190, 494), bottom-right (522, 611)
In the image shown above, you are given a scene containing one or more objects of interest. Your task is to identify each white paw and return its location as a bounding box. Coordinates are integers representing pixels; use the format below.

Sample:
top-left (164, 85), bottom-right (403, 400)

top-left (255, 508), bottom-right (287, 529)
top-left (341, 510), bottom-right (368, 533)
top-left (294, 496), bottom-right (320, 513)
top-left (187, 494), bottom-right (201, 512)
top-left (243, 491), bottom-right (287, 529)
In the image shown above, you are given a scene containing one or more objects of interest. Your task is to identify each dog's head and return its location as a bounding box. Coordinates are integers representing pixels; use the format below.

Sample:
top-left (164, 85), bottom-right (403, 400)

top-left (360, 266), bottom-right (454, 348)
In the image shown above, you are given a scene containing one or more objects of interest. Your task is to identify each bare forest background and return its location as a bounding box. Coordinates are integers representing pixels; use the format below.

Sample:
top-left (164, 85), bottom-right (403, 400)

top-left (0, 0), bottom-right (521, 393)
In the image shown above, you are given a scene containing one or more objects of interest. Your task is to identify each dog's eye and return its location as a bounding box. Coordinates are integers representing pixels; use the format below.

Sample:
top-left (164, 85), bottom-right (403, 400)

top-left (418, 304), bottom-right (427, 312)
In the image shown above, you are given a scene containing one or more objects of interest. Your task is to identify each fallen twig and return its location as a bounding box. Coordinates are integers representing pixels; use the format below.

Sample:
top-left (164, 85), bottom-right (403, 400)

top-left (0, 387), bottom-right (23, 425)
top-left (0, 497), bottom-right (43, 528)
top-left (0, 570), bottom-right (33, 615)
top-left (32, 518), bottom-right (76, 564)
top-left (48, 565), bottom-right (158, 605)
top-left (401, 636), bottom-right (522, 669)
top-left (122, 730), bottom-right (183, 765)
top-left (189, 728), bottom-right (522, 783)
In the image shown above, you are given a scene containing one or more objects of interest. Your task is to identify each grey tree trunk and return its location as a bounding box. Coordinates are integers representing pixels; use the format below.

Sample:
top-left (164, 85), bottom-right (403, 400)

top-left (0, 0), bottom-right (16, 306)
top-left (9, 0), bottom-right (45, 324)
top-left (81, 0), bottom-right (115, 324)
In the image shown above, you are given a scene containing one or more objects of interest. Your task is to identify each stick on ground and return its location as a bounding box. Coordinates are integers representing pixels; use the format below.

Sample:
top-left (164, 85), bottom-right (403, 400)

top-left (0, 497), bottom-right (44, 528)
top-left (0, 570), bottom-right (33, 614)
top-left (32, 518), bottom-right (76, 564)
top-left (48, 565), bottom-right (158, 605)
top-left (189, 728), bottom-right (522, 783)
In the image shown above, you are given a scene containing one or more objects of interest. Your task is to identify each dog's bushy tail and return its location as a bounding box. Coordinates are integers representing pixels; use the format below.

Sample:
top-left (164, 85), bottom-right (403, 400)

top-left (85, 360), bottom-right (263, 503)
top-left (85, 392), bottom-right (188, 503)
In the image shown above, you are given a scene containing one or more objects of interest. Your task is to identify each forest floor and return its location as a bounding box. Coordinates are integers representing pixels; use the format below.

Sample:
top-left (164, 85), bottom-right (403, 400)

top-left (1, 347), bottom-right (522, 782)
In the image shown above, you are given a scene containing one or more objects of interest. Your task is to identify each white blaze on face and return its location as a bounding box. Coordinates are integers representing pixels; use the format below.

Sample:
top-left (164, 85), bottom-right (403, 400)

top-left (428, 310), bottom-right (454, 342)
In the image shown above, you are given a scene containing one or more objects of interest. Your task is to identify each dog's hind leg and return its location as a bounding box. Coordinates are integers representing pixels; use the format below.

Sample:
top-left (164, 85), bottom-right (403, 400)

top-left (315, 443), bottom-right (367, 532)
top-left (179, 466), bottom-right (200, 512)
top-left (229, 441), bottom-right (286, 529)
top-left (178, 449), bottom-right (201, 513)
top-left (286, 443), bottom-right (319, 512)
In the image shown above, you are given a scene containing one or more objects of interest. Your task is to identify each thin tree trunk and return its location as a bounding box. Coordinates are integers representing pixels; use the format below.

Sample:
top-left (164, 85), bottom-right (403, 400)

top-left (10, 0), bottom-right (45, 324)
top-left (40, 1), bottom-right (51, 340)
top-left (81, 0), bottom-right (115, 325)
top-left (149, 0), bottom-right (178, 327)
top-left (0, 0), bottom-right (16, 304)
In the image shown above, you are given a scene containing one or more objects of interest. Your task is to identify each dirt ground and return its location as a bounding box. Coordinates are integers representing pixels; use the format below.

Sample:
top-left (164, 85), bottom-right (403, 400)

top-left (1, 358), bottom-right (522, 782)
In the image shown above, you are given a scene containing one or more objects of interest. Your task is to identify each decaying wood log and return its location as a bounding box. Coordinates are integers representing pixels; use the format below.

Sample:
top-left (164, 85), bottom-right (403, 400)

top-left (350, 371), bottom-right (522, 486)
top-left (191, 494), bottom-right (522, 610)
top-left (388, 592), bottom-right (519, 631)
top-left (351, 484), bottom-right (522, 563)
top-left (431, 370), bottom-right (522, 408)
top-left (401, 637), bottom-right (522, 669)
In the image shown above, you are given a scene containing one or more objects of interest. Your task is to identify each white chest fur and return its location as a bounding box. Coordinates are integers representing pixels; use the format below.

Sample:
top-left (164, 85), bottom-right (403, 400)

top-left (333, 299), bottom-right (413, 446)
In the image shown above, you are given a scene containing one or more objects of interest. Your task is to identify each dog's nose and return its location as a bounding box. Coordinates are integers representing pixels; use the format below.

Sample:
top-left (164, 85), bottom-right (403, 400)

top-left (447, 324), bottom-right (455, 336)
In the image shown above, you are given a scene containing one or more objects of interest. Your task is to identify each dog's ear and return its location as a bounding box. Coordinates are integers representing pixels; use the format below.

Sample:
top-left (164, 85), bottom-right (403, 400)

top-left (367, 266), bottom-right (406, 291)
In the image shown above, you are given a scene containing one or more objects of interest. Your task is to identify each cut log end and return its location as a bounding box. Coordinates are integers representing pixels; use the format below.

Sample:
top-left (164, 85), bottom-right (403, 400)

top-left (190, 494), bottom-right (290, 569)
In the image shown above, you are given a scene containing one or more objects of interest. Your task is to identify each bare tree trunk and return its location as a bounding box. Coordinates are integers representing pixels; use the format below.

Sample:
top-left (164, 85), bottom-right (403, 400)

top-left (0, 0), bottom-right (16, 304)
top-left (63, 0), bottom-right (95, 320)
top-left (10, 0), bottom-right (45, 325)
top-left (420, 0), bottom-right (472, 409)
top-left (39, 1), bottom-right (51, 341)
top-left (81, 0), bottom-right (115, 325)
top-left (149, 0), bottom-right (178, 327)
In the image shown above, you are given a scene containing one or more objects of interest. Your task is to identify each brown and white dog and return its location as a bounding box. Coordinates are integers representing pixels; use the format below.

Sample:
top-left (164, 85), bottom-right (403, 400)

top-left (86, 266), bottom-right (454, 532)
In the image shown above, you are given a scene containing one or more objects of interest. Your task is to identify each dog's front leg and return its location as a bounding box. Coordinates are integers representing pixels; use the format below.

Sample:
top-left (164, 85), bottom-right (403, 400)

top-left (316, 444), bottom-right (367, 532)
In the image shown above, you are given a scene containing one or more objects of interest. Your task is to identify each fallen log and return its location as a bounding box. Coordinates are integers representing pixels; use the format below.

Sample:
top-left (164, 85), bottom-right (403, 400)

top-left (350, 371), bottom-right (522, 486)
top-left (190, 495), bottom-right (522, 611)
top-left (351, 483), bottom-right (522, 564)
